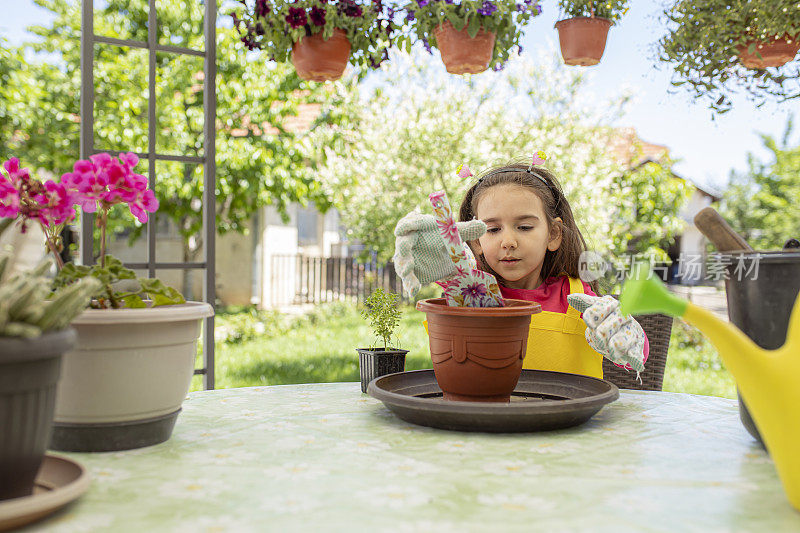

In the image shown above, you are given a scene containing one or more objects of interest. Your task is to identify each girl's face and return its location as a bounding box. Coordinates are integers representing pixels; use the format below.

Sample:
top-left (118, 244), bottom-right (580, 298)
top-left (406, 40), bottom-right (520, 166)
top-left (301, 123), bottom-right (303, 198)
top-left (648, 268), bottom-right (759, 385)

top-left (472, 184), bottom-right (562, 290)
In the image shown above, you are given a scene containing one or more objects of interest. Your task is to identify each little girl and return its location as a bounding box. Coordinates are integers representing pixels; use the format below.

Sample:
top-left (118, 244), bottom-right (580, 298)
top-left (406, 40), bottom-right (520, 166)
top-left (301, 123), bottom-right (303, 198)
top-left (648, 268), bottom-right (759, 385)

top-left (394, 158), bottom-right (648, 378)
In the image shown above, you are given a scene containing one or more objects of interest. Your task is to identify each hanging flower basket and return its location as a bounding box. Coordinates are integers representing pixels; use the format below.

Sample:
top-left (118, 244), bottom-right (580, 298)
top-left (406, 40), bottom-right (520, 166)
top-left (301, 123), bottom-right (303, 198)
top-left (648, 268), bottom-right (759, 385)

top-left (736, 34), bottom-right (800, 69)
top-left (433, 21), bottom-right (496, 75)
top-left (291, 28), bottom-right (352, 82)
top-left (405, 0), bottom-right (542, 74)
top-left (232, 0), bottom-right (399, 82)
top-left (554, 16), bottom-right (611, 66)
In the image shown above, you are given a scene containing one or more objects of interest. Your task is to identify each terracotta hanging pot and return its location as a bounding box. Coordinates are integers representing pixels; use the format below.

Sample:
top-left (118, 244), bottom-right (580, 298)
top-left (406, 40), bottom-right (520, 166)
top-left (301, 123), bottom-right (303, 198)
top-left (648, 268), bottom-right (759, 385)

top-left (736, 34), bottom-right (800, 69)
top-left (291, 28), bottom-right (351, 82)
top-left (554, 16), bottom-right (612, 66)
top-left (416, 298), bottom-right (541, 402)
top-left (433, 21), bottom-right (497, 75)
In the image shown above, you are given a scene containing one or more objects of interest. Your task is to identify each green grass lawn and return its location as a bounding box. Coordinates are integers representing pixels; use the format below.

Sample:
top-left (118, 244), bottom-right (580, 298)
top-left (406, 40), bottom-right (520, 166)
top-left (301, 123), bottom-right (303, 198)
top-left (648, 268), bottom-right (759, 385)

top-left (191, 303), bottom-right (737, 399)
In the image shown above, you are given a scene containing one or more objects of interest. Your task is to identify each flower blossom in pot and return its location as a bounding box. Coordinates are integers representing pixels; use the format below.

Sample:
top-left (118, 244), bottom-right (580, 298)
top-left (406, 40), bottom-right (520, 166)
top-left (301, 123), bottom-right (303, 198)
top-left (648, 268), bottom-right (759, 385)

top-left (0, 154), bottom-right (212, 452)
top-left (0, 153), bottom-right (179, 307)
top-left (231, 0), bottom-right (400, 81)
top-left (401, 0), bottom-right (542, 74)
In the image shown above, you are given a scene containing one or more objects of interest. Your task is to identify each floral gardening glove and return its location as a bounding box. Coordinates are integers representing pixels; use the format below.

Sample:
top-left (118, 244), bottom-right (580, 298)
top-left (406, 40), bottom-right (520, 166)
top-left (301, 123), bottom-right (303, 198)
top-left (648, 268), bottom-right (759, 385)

top-left (567, 294), bottom-right (647, 373)
top-left (393, 211), bottom-right (486, 298)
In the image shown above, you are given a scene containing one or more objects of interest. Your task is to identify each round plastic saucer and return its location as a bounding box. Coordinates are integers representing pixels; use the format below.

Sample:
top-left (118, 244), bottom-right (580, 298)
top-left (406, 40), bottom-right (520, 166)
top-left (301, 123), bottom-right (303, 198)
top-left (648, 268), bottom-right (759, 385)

top-left (367, 369), bottom-right (619, 432)
top-left (0, 454), bottom-right (90, 531)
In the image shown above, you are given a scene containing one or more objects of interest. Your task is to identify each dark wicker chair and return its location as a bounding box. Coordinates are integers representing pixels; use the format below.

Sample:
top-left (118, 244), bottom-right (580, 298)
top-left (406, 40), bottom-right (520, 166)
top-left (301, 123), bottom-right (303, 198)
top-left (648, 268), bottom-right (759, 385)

top-left (602, 312), bottom-right (674, 391)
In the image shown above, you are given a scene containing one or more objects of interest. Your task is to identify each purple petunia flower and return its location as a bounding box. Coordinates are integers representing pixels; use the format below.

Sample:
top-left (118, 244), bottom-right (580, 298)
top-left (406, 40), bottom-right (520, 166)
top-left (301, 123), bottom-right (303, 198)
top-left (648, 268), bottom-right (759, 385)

top-left (255, 0), bottom-right (271, 17)
top-left (405, 9), bottom-right (415, 21)
top-left (477, 0), bottom-right (497, 16)
top-left (421, 37), bottom-right (432, 54)
top-left (336, 0), bottom-right (362, 17)
top-left (309, 6), bottom-right (326, 25)
top-left (492, 61), bottom-right (506, 72)
top-left (416, 0), bottom-right (429, 6)
top-left (286, 6), bottom-right (307, 28)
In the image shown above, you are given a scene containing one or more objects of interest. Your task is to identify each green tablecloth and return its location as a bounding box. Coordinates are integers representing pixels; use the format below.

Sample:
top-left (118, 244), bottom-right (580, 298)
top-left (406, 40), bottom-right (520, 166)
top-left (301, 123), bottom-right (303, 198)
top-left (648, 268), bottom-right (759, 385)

top-left (32, 383), bottom-right (800, 532)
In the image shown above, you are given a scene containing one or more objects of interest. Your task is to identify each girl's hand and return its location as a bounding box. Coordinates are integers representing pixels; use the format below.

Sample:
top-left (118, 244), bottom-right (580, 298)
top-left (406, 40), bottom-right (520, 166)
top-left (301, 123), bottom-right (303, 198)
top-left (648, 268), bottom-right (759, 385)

top-left (393, 212), bottom-right (486, 298)
top-left (568, 294), bottom-right (647, 372)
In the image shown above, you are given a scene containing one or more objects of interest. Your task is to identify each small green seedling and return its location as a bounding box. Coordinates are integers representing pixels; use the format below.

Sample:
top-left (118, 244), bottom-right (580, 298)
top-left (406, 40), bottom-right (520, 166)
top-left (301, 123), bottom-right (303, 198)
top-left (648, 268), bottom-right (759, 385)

top-left (361, 288), bottom-right (402, 351)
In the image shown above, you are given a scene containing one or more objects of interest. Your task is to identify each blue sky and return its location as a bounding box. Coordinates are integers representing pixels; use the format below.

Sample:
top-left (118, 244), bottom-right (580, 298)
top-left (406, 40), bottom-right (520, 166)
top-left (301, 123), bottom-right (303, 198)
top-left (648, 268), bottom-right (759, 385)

top-left (3, 1), bottom-right (799, 193)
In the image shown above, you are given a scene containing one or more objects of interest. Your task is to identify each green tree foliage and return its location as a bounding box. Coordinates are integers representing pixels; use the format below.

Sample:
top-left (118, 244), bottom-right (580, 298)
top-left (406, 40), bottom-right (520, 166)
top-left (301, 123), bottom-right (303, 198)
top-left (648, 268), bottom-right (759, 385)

top-left (721, 118), bottom-right (800, 250)
top-left (311, 48), bottom-right (689, 285)
top-left (2, 0), bottom-right (338, 271)
top-left (609, 157), bottom-right (692, 262)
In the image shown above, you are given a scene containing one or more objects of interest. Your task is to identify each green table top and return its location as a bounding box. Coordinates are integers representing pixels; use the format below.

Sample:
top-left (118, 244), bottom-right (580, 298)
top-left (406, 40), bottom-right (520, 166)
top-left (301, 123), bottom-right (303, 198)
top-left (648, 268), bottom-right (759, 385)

top-left (31, 383), bottom-right (800, 532)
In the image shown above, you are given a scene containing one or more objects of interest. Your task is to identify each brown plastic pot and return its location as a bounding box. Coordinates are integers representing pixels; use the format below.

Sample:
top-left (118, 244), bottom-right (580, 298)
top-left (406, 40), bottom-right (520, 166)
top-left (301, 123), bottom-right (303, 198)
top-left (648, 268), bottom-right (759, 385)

top-left (416, 298), bottom-right (541, 402)
top-left (554, 16), bottom-right (611, 66)
top-left (736, 34), bottom-right (800, 69)
top-left (433, 21), bottom-right (496, 75)
top-left (291, 28), bottom-right (351, 82)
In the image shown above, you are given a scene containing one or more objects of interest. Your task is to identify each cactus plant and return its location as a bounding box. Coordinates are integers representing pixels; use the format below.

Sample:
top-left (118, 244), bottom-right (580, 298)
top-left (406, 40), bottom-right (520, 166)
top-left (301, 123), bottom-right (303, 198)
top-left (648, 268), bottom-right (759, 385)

top-left (0, 239), bottom-right (99, 338)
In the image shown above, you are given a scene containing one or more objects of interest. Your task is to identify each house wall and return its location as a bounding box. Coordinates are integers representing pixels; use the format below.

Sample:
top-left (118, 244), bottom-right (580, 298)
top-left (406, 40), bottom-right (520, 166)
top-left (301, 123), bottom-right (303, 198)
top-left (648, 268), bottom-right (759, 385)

top-left (105, 223), bottom-right (253, 306)
top-left (676, 189), bottom-right (716, 284)
top-left (216, 229), bottom-right (253, 306)
top-left (255, 205), bottom-right (345, 309)
top-left (257, 205), bottom-right (299, 308)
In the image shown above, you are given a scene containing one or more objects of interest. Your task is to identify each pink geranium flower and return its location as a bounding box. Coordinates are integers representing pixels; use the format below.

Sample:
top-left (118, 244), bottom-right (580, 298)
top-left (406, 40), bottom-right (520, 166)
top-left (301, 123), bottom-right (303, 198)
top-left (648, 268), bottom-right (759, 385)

top-left (35, 180), bottom-right (79, 227)
top-left (62, 152), bottom-right (158, 223)
top-left (0, 176), bottom-right (20, 218)
top-left (3, 157), bottom-right (31, 184)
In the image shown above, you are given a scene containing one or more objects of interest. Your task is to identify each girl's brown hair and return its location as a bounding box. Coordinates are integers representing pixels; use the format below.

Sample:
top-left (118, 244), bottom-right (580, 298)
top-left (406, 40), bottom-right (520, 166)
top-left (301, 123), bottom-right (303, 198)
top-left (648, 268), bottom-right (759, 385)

top-left (458, 162), bottom-right (598, 293)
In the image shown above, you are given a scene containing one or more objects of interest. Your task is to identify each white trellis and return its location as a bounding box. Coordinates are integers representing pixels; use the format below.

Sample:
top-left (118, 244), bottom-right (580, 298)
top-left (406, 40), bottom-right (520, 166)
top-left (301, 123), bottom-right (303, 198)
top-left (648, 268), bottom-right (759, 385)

top-left (79, 0), bottom-right (217, 389)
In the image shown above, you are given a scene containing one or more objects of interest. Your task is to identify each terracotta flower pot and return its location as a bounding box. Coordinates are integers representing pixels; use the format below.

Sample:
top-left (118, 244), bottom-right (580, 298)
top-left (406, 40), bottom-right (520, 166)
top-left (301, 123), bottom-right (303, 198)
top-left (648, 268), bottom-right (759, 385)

top-left (291, 28), bottom-right (351, 82)
top-left (433, 21), bottom-right (497, 75)
top-left (736, 34), bottom-right (800, 69)
top-left (416, 298), bottom-right (540, 402)
top-left (554, 16), bottom-right (612, 66)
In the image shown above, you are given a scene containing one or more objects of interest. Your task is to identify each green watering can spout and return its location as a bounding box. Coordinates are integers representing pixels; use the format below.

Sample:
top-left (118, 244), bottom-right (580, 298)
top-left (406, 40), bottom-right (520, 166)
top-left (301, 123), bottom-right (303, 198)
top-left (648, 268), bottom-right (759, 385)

top-left (619, 264), bottom-right (688, 318)
top-left (619, 263), bottom-right (800, 512)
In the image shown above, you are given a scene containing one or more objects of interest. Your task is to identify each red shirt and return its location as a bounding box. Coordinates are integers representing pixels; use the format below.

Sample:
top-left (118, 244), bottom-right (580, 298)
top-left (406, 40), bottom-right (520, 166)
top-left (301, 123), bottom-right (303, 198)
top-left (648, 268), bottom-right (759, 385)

top-left (498, 276), bottom-right (597, 312)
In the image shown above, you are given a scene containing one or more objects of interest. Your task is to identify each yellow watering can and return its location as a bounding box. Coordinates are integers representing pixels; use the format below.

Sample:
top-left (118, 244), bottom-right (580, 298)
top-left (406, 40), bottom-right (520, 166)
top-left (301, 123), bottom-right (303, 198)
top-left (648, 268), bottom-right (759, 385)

top-left (620, 265), bottom-right (800, 511)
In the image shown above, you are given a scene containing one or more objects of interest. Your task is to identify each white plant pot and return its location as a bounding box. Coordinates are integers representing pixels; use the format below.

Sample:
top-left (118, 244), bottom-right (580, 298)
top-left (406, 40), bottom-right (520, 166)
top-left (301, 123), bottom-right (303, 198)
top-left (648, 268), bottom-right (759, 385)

top-left (50, 301), bottom-right (213, 452)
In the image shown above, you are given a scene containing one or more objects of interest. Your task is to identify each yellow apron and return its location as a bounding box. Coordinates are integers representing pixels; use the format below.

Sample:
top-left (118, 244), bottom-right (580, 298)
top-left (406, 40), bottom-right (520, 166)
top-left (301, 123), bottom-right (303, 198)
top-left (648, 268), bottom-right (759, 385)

top-left (522, 277), bottom-right (602, 378)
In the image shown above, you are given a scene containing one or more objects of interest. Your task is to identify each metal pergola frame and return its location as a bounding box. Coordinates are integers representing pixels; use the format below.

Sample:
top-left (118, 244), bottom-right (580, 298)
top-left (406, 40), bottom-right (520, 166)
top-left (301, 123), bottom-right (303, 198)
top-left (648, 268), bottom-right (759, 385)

top-left (79, 0), bottom-right (217, 389)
